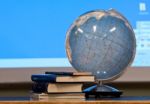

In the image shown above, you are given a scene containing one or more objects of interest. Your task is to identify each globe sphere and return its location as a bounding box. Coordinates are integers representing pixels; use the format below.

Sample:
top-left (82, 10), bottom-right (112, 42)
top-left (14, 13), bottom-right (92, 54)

top-left (66, 9), bottom-right (136, 82)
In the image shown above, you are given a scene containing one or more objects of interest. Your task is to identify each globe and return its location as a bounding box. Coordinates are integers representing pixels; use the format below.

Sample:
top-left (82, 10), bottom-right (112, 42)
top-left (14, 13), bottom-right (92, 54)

top-left (66, 9), bottom-right (136, 83)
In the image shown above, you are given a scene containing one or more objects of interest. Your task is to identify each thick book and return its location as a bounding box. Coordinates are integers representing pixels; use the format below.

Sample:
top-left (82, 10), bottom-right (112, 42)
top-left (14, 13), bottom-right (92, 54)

top-left (32, 83), bottom-right (83, 93)
top-left (31, 93), bottom-right (85, 99)
top-left (47, 83), bottom-right (82, 93)
top-left (31, 74), bottom-right (95, 83)
top-left (32, 83), bottom-right (47, 93)
top-left (45, 72), bottom-right (92, 76)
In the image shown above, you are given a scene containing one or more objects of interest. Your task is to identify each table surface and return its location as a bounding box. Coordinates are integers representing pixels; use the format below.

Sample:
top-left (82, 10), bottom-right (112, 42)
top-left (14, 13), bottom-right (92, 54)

top-left (0, 96), bottom-right (150, 104)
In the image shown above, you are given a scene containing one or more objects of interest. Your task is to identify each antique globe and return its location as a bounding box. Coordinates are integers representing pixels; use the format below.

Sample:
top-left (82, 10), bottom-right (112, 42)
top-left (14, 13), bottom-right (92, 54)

top-left (66, 9), bottom-right (136, 96)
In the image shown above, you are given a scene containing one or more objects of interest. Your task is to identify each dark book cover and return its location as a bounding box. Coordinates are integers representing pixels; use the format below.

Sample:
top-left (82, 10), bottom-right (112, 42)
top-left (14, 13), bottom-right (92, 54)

top-left (32, 83), bottom-right (83, 93)
top-left (45, 72), bottom-right (74, 76)
top-left (45, 71), bottom-right (92, 76)
top-left (32, 83), bottom-right (47, 93)
top-left (31, 74), bottom-right (57, 83)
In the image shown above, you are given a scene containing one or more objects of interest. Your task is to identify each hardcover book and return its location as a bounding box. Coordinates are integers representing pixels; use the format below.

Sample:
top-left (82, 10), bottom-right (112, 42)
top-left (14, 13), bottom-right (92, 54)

top-left (31, 93), bottom-right (85, 99)
top-left (47, 83), bottom-right (83, 93)
top-left (31, 74), bottom-right (94, 83)
top-left (45, 72), bottom-right (92, 76)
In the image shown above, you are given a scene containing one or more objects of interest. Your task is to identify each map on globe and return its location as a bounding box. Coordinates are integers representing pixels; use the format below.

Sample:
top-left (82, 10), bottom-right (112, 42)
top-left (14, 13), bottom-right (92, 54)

top-left (66, 10), bottom-right (136, 81)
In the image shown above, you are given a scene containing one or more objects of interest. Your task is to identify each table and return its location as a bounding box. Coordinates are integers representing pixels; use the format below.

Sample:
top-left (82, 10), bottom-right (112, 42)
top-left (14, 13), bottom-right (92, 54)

top-left (0, 96), bottom-right (150, 104)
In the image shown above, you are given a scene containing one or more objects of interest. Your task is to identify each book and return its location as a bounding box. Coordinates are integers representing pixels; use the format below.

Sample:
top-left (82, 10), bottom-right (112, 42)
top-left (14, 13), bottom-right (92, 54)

top-left (31, 74), bottom-right (95, 83)
top-left (56, 76), bottom-right (94, 82)
top-left (47, 83), bottom-right (82, 93)
top-left (31, 93), bottom-right (85, 99)
top-left (32, 83), bottom-right (47, 93)
top-left (45, 71), bottom-right (92, 76)
top-left (31, 74), bottom-right (56, 83)
top-left (32, 98), bottom-right (84, 101)
top-left (32, 83), bottom-right (83, 93)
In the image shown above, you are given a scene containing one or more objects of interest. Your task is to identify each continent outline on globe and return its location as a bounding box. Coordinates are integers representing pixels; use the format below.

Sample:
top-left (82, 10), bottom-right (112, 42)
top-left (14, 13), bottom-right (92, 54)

top-left (66, 9), bottom-right (136, 82)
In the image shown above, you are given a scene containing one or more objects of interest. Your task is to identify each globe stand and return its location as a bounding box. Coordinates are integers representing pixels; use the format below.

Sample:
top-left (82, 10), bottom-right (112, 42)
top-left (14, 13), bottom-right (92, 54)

top-left (84, 81), bottom-right (123, 98)
top-left (66, 9), bottom-right (136, 99)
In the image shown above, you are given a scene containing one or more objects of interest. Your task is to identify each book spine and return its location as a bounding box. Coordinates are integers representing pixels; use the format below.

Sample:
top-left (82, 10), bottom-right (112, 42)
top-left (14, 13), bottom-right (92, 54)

top-left (31, 74), bottom-right (57, 83)
top-left (32, 83), bottom-right (47, 93)
top-left (45, 72), bottom-right (73, 76)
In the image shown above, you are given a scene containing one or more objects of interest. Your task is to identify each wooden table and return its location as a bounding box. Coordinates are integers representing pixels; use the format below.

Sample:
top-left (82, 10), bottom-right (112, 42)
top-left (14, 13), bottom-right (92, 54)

top-left (0, 96), bottom-right (150, 104)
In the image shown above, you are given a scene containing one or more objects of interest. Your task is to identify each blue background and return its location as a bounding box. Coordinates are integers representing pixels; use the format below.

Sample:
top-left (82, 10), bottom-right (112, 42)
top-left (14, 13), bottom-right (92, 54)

top-left (0, 0), bottom-right (149, 67)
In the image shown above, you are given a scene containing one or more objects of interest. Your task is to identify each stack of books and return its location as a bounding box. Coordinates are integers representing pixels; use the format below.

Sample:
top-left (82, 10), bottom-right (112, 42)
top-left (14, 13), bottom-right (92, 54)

top-left (31, 72), bottom-right (95, 100)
